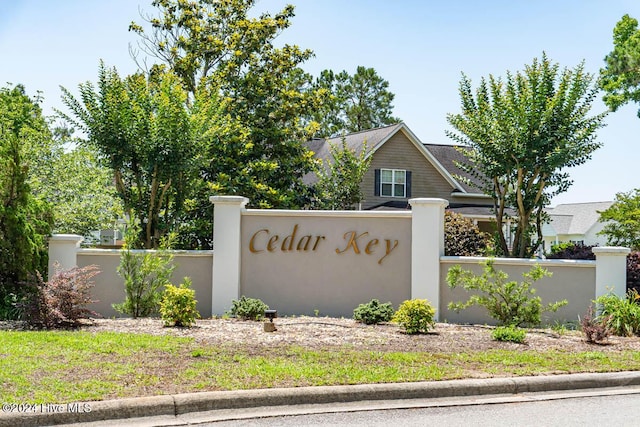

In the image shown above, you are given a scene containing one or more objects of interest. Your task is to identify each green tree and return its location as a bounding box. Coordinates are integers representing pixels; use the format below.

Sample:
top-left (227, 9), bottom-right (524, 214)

top-left (598, 189), bottom-right (640, 250)
top-left (60, 64), bottom-right (206, 248)
top-left (130, 0), bottom-right (297, 95)
top-left (311, 66), bottom-right (399, 137)
top-left (313, 138), bottom-right (372, 210)
top-left (447, 54), bottom-right (606, 257)
top-left (130, 0), bottom-right (325, 212)
top-left (30, 127), bottom-right (123, 241)
top-left (599, 14), bottom-right (640, 114)
top-left (0, 85), bottom-right (54, 298)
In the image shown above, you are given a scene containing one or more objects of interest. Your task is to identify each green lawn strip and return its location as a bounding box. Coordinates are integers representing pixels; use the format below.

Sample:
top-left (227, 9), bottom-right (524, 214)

top-left (2, 330), bottom-right (640, 403)
top-left (0, 330), bottom-right (190, 403)
top-left (454, 349), bottom-right (640, 376)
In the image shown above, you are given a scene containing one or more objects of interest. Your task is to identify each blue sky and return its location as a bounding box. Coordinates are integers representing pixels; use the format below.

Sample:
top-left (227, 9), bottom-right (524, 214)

top-left (2, 0), bottom-right (640, 206)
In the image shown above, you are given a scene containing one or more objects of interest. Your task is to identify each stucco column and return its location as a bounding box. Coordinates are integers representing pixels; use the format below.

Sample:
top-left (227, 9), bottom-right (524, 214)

top-left (592, 246), bottom-right (631, 298)
top-left (210, 195), bottom-right (249, 316)
top-left (409, 198), bottom-right (448, 320)
top-left (48, 234), bottom-right (83, 279)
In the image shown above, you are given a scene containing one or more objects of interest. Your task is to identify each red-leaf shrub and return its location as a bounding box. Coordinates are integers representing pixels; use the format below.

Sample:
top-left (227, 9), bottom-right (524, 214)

top-left (627, 252), bottom-right (640, 294)
top-left (444, 211), bottom-right (489, 256)
top-left (22, 264), bottom-right (101, 329)
top-left (546, 242), bottom-right (595, 260)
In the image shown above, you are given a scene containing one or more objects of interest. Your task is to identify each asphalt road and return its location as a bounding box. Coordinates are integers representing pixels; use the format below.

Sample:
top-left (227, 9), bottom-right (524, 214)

top-left (203, 391), bottom-right (640, 427)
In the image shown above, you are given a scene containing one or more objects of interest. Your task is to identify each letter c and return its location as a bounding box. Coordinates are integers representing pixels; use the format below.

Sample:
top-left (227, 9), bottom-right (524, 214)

top-left (249, 229), bottom-right (269, 253)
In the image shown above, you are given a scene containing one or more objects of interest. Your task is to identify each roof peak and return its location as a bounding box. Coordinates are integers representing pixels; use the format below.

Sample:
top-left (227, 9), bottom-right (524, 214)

top-left (325, 122), bottom-right (404, 141)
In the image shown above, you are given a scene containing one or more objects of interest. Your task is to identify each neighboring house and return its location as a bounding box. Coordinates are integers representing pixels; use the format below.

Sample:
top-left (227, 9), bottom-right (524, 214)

top-left (541, 201), bottom-right (613, 251)
top-left (305, 122), bottom-right (496, 233)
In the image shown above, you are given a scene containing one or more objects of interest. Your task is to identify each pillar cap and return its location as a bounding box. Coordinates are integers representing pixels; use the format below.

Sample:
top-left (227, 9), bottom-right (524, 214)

top-left (209, 195), bottom-right (249, 206)
top-left (49, 234), bottom-right (84, 244)
top-left (592, 246), bottom-right (631, 255)
top-left (409, 198), bottom-right (449, 208)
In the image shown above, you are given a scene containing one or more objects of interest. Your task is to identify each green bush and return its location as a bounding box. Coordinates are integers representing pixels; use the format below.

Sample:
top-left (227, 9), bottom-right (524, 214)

top-left (447, 259), bottom-right (567, 327)
top-left (353, 299), bottom-right (394, 325)
top-left (0, 292), bottom-right (24, 320)
top-left (444, 211), bottom-right (489, 256)
top-left (113, 224), bottom-right (175, 318)
top-left (392, 299), bottom-right (436, 334)
top-left (595, 290), bottom-right (640, 336)
top-left (159, 277), bottom-right (200, 327)
top-left (491, 325), bottom-right (526, 343)
top-left (228, 296), bottom-right (269, 321)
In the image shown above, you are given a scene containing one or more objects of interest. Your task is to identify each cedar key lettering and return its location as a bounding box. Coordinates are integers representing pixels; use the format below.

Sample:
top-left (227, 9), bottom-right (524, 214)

top-left (248, 224), bottom-right (399, 264)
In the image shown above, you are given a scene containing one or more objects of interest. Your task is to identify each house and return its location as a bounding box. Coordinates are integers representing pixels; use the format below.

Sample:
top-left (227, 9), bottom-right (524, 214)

top-left (541, 201), bottom-right (613, 250)
top-left (305, 122), bottom-right (496, 233)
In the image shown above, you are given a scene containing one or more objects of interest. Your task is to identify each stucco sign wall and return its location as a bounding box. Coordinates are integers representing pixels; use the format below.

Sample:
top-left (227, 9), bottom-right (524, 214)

top-left (240, 212), bottom-right (412, 317)
top-left (210, 196), bottom-right (448, 318)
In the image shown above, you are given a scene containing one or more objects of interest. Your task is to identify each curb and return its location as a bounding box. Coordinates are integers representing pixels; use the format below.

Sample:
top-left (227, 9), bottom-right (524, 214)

top-left (3, 371), bottom-right (640, 426)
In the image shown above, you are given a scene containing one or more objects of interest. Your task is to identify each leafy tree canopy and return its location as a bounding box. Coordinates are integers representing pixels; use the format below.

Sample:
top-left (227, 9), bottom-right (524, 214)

top-left (598, 189), bottom-right (640, 250)
top-left (60, 64), bottom-right (207, 248)
top-left (313, 138), bottom-right (372, 210)
top-left (311, 66), bottom-right (399, 137)
top-left (0, 84), bottom-right (53, 293)
top-left (599, 14), bottom-right (640, 114)
top-left (130, 0), bottom-right (324, 212)
top-left (29, 126), bottom-right (123, 241)
top-left (447, 53), bottom-right (606, 257)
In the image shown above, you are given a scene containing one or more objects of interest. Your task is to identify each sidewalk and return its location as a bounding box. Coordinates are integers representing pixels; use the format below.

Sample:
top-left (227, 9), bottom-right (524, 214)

top-left (3, 371), bottom-right (640, 427)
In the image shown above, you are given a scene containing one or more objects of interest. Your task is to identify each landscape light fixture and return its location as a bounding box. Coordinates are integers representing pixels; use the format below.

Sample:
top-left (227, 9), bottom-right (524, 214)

top-left (263, 309), bottom-right (278, 332)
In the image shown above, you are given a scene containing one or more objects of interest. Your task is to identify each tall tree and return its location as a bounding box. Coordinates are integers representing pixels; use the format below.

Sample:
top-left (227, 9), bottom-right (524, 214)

top-left (60, 64), bottom-right (206, 248)
top-left (130, 0), bottom-right (324, 211)
top-left (311, 66), bottom-right (399, 137)
top-left (598, 189), bottom-right (640, 250)
top-left (30, 137), bottom-right (123, 241)
top-left (0, 85), bottom-right (53, 297)
top-left (599, 14), bottom-right (640, 114)
top-left (130, 0), bottom-right (297, 95)
top-left (447, 54), bottom-right (606, 257)
top-left (313, 139), bottom-right (372, 210)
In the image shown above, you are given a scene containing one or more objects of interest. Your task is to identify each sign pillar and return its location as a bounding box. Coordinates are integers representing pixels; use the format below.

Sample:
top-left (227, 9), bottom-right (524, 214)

top-left (48, 234), bottom-right (83, 279)
top-left (210, 196), bottom-right (248, 316)
top-left (592, 246), bottom-right (630, 299)
top-left (409, 198), bottom-right (448, 320)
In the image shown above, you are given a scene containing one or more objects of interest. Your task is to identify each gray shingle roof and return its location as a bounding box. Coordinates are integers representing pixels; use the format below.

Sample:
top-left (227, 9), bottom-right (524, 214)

top-left (303, 123), bottom-right (405, 186)
top-left (422, 143), bottom-right (483, 194)
top-left (545, 201), bottom-right (613, 235)
top-left (308, 123), bottom-right (404, 162)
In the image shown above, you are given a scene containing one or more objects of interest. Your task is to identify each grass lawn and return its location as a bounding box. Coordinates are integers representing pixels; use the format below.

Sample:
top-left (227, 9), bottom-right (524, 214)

top-left (2, 328), bottom-right (640, 404)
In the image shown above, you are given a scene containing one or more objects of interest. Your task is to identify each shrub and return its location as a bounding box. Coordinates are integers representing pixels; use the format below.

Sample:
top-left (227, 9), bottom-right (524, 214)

top-left (0, 292), bottom-right (25, 320)
top-left (159, 277), bottom-right (200, 327)
top-left (228, 296), bottom-right (269, 321)
top-left (444, 211), bottom-right (489, 256)
top-left (595, 290), bottom-right (640, 336)
top-left (113, 248), bottom-right (174, 318)
top-left (580, 305), bottom-right (612, 344)
top-left (627, 252), bottom-right (640, 294)
top-left (492, 325), bottom-right (526, 343)
top-left (392, 299), bottom-right (436, 334)
top-left (22, 265), bottom-right (100, 329)
top-left (353, 299), bottom-right (394, 325)
top-left (546, 242), bottom-right (595, 260)
top-left (447, 259), bottom-right (567, 327)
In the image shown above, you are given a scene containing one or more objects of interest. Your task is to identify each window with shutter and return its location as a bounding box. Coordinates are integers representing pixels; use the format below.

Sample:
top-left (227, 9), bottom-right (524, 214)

top-left (379, 169), bottom-right (409, 198)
